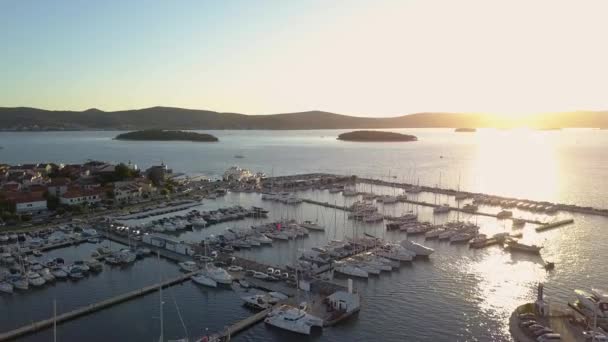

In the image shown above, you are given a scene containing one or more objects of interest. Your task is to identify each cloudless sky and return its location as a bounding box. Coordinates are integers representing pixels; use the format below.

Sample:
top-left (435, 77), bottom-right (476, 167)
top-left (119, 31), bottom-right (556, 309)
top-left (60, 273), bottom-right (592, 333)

top-left (1, 0), bottom-right (607, 116)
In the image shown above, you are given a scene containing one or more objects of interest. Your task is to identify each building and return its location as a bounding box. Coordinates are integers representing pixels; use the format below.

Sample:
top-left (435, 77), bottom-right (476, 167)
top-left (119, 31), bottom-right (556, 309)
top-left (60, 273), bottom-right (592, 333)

top-left (59, 189), bottom-right (103, 206)
top-left (9, 194), bottom-right (48, 214)
top-left (146, 163), bottom-right (171, 185)
top-left (47, 178), bottom-right (71, 197)
top-left (113, 181), bottom-right (142, 204)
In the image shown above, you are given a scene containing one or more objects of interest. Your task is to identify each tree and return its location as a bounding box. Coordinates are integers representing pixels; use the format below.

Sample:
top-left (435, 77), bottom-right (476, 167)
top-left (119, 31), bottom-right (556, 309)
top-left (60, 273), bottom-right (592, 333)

top-left (114, 163), bottom-right (133, 181)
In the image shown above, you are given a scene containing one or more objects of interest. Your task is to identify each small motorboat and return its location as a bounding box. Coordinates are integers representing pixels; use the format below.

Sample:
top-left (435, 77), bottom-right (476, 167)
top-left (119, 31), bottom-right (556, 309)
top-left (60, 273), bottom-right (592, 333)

top-left (0, 282), bottom-right (14, 294)
top-left (179, 261), bottom-right (199, 272)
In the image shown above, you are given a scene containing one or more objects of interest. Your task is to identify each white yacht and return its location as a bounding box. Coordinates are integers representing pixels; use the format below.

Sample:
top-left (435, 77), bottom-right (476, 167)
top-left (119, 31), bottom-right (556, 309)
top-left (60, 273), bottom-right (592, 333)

top-left (0, 281), bottom-right (13, 294)
top-left (377, 195), bottom-right (397, 204)
top-left (242, 294), bottom-right (272, 310)
top-left (191, 217), bottom-right (207, 228)
top-left (342, 189), bottom-right (358, 197)
top-left (433, 204), bottom-right (451, 214)
top-left (191, 272), bottom-right (217, 288)
top-left (400, 240), bottom-right (434, 256)
top-left (253, 234), bottom-right (273, 245)
top-left (264, 304), bottom-right (324, 335)
top-left (39, 268), bottom-right (56, 282)
top-left (178, 261), bottom-right (199, 272)
top-left (27, 272), bottom-right (46, 287)
top-left (450, 232), bottom-right (474, 244)
top-left (51, 267), bottom-right (68, 279)
top-left (575, 289), bottom-right (608, 318)
top-left (206, 265), bottom-right (233, 284)
top-left (334, 262), bottom-right (369, 278)
top-left (10, 275), bottom-right (29, 290)
top-left (374, 246), bottom-right (414, 262)
top-left (300, 221), bottom-right (325, 231)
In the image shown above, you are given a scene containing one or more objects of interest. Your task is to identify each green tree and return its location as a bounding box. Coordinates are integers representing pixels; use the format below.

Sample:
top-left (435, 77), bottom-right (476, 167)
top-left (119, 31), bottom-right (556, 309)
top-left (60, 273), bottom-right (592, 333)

top-left (114, 163), bottom-right (133, 181)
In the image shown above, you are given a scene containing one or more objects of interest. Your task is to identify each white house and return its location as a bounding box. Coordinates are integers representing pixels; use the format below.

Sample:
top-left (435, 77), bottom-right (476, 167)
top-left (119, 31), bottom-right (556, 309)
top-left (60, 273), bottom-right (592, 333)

top-left (59, 190), bottom-right (102, 205)
top-left (113, 181), bottom-right (142, 203)
top-left (13, 195), bottom-right (48, 214)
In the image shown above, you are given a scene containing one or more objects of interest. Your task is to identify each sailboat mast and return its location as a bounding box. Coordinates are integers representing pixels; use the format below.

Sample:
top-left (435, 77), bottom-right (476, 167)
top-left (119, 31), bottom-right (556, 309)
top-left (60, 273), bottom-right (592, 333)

top-left (53, 299), bottom-right (57, 342)
top-left (158, 252), bottom-right (164, 342)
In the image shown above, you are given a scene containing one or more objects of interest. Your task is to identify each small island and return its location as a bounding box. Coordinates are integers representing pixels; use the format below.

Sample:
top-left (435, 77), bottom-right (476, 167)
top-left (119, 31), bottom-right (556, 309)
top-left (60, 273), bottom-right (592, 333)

top-left (337, 130), bottom-right (417, 142)
top-left (115, 130), bottom-right (219, 142)
top-left (455, 128), bottom-right (476, 132)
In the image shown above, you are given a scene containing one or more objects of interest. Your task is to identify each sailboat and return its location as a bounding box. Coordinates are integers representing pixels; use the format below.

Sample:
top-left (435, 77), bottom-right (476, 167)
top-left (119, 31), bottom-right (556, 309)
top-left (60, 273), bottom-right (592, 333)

top-left (301, 207), bottom-right (325, 231)
top-left (191, 241), bottom-right (230, 287)
top-left (433, 172), bottom-right (450, 214)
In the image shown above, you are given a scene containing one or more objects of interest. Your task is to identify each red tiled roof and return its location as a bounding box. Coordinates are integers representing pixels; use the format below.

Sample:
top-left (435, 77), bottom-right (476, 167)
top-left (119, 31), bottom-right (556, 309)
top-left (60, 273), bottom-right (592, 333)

top-left (49, 177), bottom-right (70, 186)
top-left (5, 193), bottom-right (45, 204)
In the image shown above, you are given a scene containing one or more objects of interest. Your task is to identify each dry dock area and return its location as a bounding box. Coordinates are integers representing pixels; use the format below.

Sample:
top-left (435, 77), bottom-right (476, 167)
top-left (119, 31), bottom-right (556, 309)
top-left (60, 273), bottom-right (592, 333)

top-left (0, 272), bottom-right (195, 342)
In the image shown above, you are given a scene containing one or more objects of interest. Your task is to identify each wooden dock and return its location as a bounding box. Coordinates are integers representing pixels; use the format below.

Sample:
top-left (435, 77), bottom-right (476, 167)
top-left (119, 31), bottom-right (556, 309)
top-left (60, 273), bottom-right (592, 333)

top-left (0, 272), bottom-right (195, 341)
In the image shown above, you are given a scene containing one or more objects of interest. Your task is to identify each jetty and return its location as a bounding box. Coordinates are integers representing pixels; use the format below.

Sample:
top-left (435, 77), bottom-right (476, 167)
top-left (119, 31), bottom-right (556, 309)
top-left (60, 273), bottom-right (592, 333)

top-left (302, 197), bottom-right (542, 225)
top-left (535, 219), bottom-right (575, 232)
top-left (220, 306), bottom-right (275, 339)
top-left (355, 177), bottom-right (608, 218)
top-left (0, 272), bottom-right (195, 341)
top-left (302, 199), bottom-right (352, 211)
top-left (103, 231), bottom-right (191, 263)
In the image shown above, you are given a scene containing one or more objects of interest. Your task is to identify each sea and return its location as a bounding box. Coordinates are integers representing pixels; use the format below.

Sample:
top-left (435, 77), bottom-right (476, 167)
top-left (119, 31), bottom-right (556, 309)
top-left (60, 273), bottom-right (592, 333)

top-left (0, 128), bottom-right (607, 341)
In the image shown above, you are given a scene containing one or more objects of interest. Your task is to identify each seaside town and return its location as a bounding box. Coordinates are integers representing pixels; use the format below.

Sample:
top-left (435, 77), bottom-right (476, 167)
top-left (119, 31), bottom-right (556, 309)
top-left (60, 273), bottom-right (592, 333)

top-left (0, 160), bottom-right (607, 341)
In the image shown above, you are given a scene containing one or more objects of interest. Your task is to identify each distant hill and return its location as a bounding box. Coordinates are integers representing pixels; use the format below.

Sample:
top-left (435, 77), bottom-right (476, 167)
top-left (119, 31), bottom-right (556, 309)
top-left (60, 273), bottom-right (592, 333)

top-left (0, 106), bottom-right (607, 130)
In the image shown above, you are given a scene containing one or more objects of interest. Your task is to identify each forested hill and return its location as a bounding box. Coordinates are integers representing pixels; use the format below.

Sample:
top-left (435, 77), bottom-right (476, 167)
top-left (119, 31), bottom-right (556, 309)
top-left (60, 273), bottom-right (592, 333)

top-left (1, 106), bottom-right (607, 130)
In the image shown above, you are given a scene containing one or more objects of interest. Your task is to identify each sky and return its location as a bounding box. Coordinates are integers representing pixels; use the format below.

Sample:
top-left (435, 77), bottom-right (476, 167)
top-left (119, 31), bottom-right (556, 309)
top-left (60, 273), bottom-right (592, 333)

top-left (1, 0), bottom-right (607, 117)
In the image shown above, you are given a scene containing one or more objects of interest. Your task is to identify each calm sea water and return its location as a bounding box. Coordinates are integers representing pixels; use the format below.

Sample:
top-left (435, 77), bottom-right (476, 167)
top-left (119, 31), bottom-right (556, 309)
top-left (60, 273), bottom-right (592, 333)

top-left (1, 129), bottom-right (607, 341)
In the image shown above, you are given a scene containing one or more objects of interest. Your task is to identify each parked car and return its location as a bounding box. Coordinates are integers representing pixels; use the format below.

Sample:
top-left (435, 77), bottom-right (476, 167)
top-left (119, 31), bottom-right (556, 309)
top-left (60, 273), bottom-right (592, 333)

top-left (582, 331), bottom-right (608, 341)
top-left (533, 328), bottom-right (554, 337)
top-left (537, 333), bottom-right (561, 342)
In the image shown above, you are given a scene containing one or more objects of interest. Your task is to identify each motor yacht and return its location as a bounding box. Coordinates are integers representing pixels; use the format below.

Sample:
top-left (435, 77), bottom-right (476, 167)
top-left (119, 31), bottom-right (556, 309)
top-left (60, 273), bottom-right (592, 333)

top-left (0, 281), bottom-right (13, 294)
top-left (450, 233), bottom-right (474, 244)
top-left (191, 271), bottom-right (217, 288)
top-left (300, 221), bottom-right (325, 231)
top-left (264, 304), bottom-right (324, 335)
top-left (433, 204), bottom-right (451, 214)
top-left (205, 265), bottom-right (233, 284)
top-left (334, 262), bottom-right (369, 278)
top-left (10, 275), bottom-right (29, 290)
top-left (27, 272), bottom-right (46, 287)
top-left (39, 268), bottom-right (56, 282)
top-left (51, 266), bottom-right (68, 279)
top-left (400, 240), bottom-right (434, 256)
top-left (242, 294), bottom-right (272, 310)
top-left (179, 261), bottom-right (199, 272)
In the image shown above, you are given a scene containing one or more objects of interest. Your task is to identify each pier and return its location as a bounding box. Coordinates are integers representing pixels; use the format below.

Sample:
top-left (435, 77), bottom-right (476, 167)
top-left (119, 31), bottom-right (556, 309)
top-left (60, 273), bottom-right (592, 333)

top-left (302, 199), bottom-right (352, 211)
top-left (535, 219), bottom-right (575, 232)
top-left (0, 272), bottom-right (195, 342)
top-left (302, 197), bottom-right (543, 225)
top-left (103, 231), bottom-right (191, 263)
top-left (220, 306), bottom-right (275, 339)
top-left (355, 177), bottom-right (608, 218)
